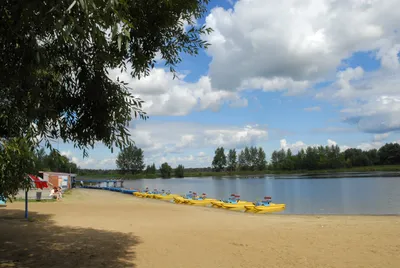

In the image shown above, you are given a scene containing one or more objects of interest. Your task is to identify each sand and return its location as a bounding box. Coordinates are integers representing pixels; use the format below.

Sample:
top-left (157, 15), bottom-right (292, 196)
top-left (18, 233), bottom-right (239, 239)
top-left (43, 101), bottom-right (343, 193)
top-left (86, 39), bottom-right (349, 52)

top-left (1, 189), bottom-right (400, 268)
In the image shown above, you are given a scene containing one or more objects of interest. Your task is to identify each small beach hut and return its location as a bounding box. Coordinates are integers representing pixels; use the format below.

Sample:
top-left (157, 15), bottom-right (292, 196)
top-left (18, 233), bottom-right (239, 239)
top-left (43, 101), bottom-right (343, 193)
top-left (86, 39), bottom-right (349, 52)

top-left (39, 171), bottom-right (76, 190)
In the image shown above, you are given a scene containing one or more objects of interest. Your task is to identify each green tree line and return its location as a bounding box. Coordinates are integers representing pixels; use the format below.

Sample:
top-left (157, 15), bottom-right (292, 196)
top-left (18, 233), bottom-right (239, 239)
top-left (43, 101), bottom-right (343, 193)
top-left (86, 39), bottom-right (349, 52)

top-left (212, 143), bottom-right (400, 172)
top-left (92, 142), bottom-right (400, 178)
top-left (212, 146), bottom-right (267, 172)
top-left (270, 143), bottom-right (400, 171)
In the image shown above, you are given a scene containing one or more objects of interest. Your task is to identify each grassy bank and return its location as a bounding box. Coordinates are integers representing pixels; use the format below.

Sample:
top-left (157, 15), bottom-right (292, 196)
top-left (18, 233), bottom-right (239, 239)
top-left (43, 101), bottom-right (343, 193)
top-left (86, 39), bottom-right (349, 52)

top-left (12, 198), bottom-right (56, 203)
top-left (78, 165), bottom-right (400, 179)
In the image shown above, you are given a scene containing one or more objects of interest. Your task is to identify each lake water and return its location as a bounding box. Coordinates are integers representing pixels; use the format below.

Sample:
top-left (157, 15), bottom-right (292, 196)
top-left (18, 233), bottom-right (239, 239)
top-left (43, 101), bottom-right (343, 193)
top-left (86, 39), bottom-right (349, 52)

top-left (123, 176), bottom-right (400, 215)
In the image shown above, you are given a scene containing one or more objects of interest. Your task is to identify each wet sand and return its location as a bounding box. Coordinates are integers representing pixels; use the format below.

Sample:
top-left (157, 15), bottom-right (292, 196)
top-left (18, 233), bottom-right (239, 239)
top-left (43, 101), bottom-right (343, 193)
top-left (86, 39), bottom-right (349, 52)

top-left (1, 189), bottom-right (399, 268)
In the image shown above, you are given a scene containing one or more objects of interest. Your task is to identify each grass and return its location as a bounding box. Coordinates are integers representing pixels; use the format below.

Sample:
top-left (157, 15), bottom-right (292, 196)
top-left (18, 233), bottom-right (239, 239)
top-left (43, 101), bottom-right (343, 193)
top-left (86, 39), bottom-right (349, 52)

top-left (11, 189), bottom-right (72, 203)
top-left (78, 165), bottom-right (400, 179)
top-left (12, 198), bottom-right (56, 203)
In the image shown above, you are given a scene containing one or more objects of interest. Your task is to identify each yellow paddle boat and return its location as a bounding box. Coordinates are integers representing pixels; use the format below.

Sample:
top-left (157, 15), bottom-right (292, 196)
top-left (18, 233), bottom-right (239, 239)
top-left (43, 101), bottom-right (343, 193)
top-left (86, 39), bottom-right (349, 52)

top-left (173, 196), bottom-right (187, 204)
top-left (144, 189), bottom-right (163, 198)
top-left (254, 205), bottom-right (285, 214)
top-left (219, 195), bottom-right (252, 210)
top-left (244, 197), bottom-right (286, 214)
top-left (133, 187), bottom-right (151, 197)
top-left (173, 191), bottom-right (195, 204)
top-left (154, 193), bottom-right (180, 200)
top-left (133, 191), bottom-right (149, 197)
top-left (186, 193), bottom-right (216, 206)
top-left (211, 194), bottom-right (243, 208)
top-left (211, 200), bottom-right (224, 208)
top-left (187, 199), bottom-right (215, 206)
top-left (173, 192), bottom-right (210, 205)
top-left (221, 201), bottom-right (254, 211)
top-left (244, 203), bottom-right (286, 212)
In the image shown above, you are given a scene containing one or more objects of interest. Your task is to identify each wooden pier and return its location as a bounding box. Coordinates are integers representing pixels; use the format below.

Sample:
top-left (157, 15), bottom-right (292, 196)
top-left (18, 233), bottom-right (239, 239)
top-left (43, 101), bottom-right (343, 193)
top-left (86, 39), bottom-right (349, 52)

top-left (79, 179), bottom-right (124, 188)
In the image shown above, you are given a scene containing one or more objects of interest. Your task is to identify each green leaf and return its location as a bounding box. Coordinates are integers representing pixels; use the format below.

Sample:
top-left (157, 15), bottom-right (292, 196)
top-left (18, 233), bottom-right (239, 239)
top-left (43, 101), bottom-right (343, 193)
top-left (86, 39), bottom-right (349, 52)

top-left (66, 0), bottom-right (77, 12)
top-left (0, 0), bottom-right (212, 189)
top-left (79, 0), bottom-right (85, 10)
top-left (117, 35), bottom-right (122, 51)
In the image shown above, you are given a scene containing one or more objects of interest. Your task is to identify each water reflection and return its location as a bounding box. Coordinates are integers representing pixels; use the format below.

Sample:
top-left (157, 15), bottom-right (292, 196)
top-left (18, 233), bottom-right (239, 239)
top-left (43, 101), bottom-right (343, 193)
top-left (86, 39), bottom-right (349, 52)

top-left (122, 176), bottom-right (400, 215)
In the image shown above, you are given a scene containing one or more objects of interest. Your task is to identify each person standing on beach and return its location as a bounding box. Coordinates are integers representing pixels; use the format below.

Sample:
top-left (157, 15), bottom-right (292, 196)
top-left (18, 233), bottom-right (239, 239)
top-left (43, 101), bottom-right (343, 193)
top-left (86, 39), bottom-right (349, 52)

top-left (58, 187), bottom-right (63, 199)
top-left (50, 187), bottom-right (60, 201)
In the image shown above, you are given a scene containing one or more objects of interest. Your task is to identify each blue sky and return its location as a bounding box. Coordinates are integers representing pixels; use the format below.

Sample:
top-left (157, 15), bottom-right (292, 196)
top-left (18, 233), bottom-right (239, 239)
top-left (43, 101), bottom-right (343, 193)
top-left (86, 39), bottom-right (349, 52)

top-left (60, 0), bottom-right (400, 169)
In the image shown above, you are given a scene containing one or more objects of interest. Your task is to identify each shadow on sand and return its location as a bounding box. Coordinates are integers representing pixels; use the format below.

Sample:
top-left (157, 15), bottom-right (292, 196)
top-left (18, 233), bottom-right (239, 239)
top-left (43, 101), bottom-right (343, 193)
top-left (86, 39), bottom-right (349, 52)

top-left (0, 209), bottom-right (140, 268)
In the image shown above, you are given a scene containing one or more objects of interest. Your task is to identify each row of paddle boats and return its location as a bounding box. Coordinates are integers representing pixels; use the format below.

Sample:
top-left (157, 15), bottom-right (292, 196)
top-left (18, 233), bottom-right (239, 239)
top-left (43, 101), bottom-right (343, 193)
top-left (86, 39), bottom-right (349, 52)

top-left (133, 189), bottom-right (286, 214)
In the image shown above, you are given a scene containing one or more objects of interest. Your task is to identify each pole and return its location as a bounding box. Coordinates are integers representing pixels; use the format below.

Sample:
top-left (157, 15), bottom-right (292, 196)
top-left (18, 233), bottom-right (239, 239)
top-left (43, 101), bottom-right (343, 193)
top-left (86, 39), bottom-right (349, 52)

top-left (25, 190), bottom-right (28, 219)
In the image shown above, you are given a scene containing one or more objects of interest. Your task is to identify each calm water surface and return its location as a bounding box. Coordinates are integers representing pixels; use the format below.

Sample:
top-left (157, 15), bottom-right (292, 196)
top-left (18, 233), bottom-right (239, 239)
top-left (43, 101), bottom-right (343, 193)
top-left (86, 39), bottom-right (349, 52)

top-left (123, 176), bottom-right (400, 215)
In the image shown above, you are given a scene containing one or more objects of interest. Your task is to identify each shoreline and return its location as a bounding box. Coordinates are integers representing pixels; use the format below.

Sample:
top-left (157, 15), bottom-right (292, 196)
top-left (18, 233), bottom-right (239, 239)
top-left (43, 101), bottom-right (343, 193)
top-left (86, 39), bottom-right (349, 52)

top-left (79, 169), bottom-right (400, 180)
top-left (84, 186), bottom-right (400, 216)
top-left (1, 189), bottom-right (400, 267)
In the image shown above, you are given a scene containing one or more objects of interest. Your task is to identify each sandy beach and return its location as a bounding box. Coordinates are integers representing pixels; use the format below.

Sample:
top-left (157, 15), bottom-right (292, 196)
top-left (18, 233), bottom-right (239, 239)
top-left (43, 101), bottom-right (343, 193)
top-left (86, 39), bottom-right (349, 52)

top-left (1, 189), bottom-right (399, 268)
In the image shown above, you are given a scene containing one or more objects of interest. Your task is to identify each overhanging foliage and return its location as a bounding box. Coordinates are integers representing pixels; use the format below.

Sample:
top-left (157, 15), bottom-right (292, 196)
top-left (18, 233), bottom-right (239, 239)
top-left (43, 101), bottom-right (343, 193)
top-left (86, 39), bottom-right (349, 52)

top-left (0, 0), bottom-right (211, 199)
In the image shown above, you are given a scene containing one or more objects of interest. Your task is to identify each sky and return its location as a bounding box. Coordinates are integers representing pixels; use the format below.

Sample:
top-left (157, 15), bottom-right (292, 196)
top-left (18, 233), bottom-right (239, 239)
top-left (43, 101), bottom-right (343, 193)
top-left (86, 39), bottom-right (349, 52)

top-left (59, 0), bottom-right (400, 169)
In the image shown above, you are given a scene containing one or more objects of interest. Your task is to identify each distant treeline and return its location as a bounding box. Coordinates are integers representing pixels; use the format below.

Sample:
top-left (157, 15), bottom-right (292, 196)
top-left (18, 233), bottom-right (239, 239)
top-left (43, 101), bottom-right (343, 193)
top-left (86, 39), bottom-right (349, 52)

top-left (78, 143), bottom-right (400, 177)
top-left (269, 143), bottom-right (400, 171)
top-left (211, 143), bottom-right (400, 172)
top-left (211, 146), bottom-right (267, 171)
top-left (78, 167), bottom-right (214, 176)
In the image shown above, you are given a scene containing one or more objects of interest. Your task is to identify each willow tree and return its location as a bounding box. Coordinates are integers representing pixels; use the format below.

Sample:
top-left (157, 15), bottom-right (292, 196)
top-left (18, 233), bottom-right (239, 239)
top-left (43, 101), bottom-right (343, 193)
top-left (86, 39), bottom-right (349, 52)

top-left (0, 0), bottom-right (211, 199)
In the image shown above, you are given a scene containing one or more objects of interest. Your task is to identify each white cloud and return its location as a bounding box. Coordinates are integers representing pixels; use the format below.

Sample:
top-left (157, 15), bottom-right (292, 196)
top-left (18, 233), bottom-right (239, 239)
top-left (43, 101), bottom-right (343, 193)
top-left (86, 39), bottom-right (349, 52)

top-left (139, 122), bottom-right (268, 168)
top-left (340, 145), bottom-right (351, 152)
top-left (333, 67), bottom-right (365, 99)
top-left (181, 15), bottom-right (198, 32)
top-left (203, 124), bottom-right (268, 149)
top-left (356, 142), bottom-right (383, 151)
top-left (304, 106), bottom-right (321, 112)
top-left (108, 68), bottom-right (246, 116)
top-left (279, 139), bottom-right (308, 153)
top-left (203, 0), bottom-right (400, 94)
top-left (65, 122), bottom-right (268, 169)
top-left (376, 43), bottom-right (400, 70)
top-left (198, 151), bottom-right (207, 157)
top-left (279, 139), bottom-right (348, 154)
top-left (239, 77), bottom-right (310, 96)
top-left (373, 133), bottom-right (390, 142)
top-left (317, 69), bottom-right (400, 133)
top-left (103, 0), bottom-right (400, 134)
top-left (61, 150), bottom-right (73, 159)
top-left (327, 139), bottom-right (337, 146)
top-left (62, 150), bottom-right (116, 169)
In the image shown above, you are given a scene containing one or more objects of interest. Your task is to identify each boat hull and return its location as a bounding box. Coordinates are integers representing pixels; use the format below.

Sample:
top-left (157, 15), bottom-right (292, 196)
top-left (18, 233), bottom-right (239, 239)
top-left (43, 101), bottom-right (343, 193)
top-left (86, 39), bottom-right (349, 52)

top-left (187, 199), bottom-right (216, 206)
top-left (211, 201), bottom-right (223, 208)
top-left (173, 196), bottom-right (186, 204)
top-left (221, 202), bottom-right (254, 211)
top-left (154, 194), bottom-right (180, 200)
top-left (244, 203), bottom-right (286, 214)
top-left (133, 192), bottom-right (146, 197)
